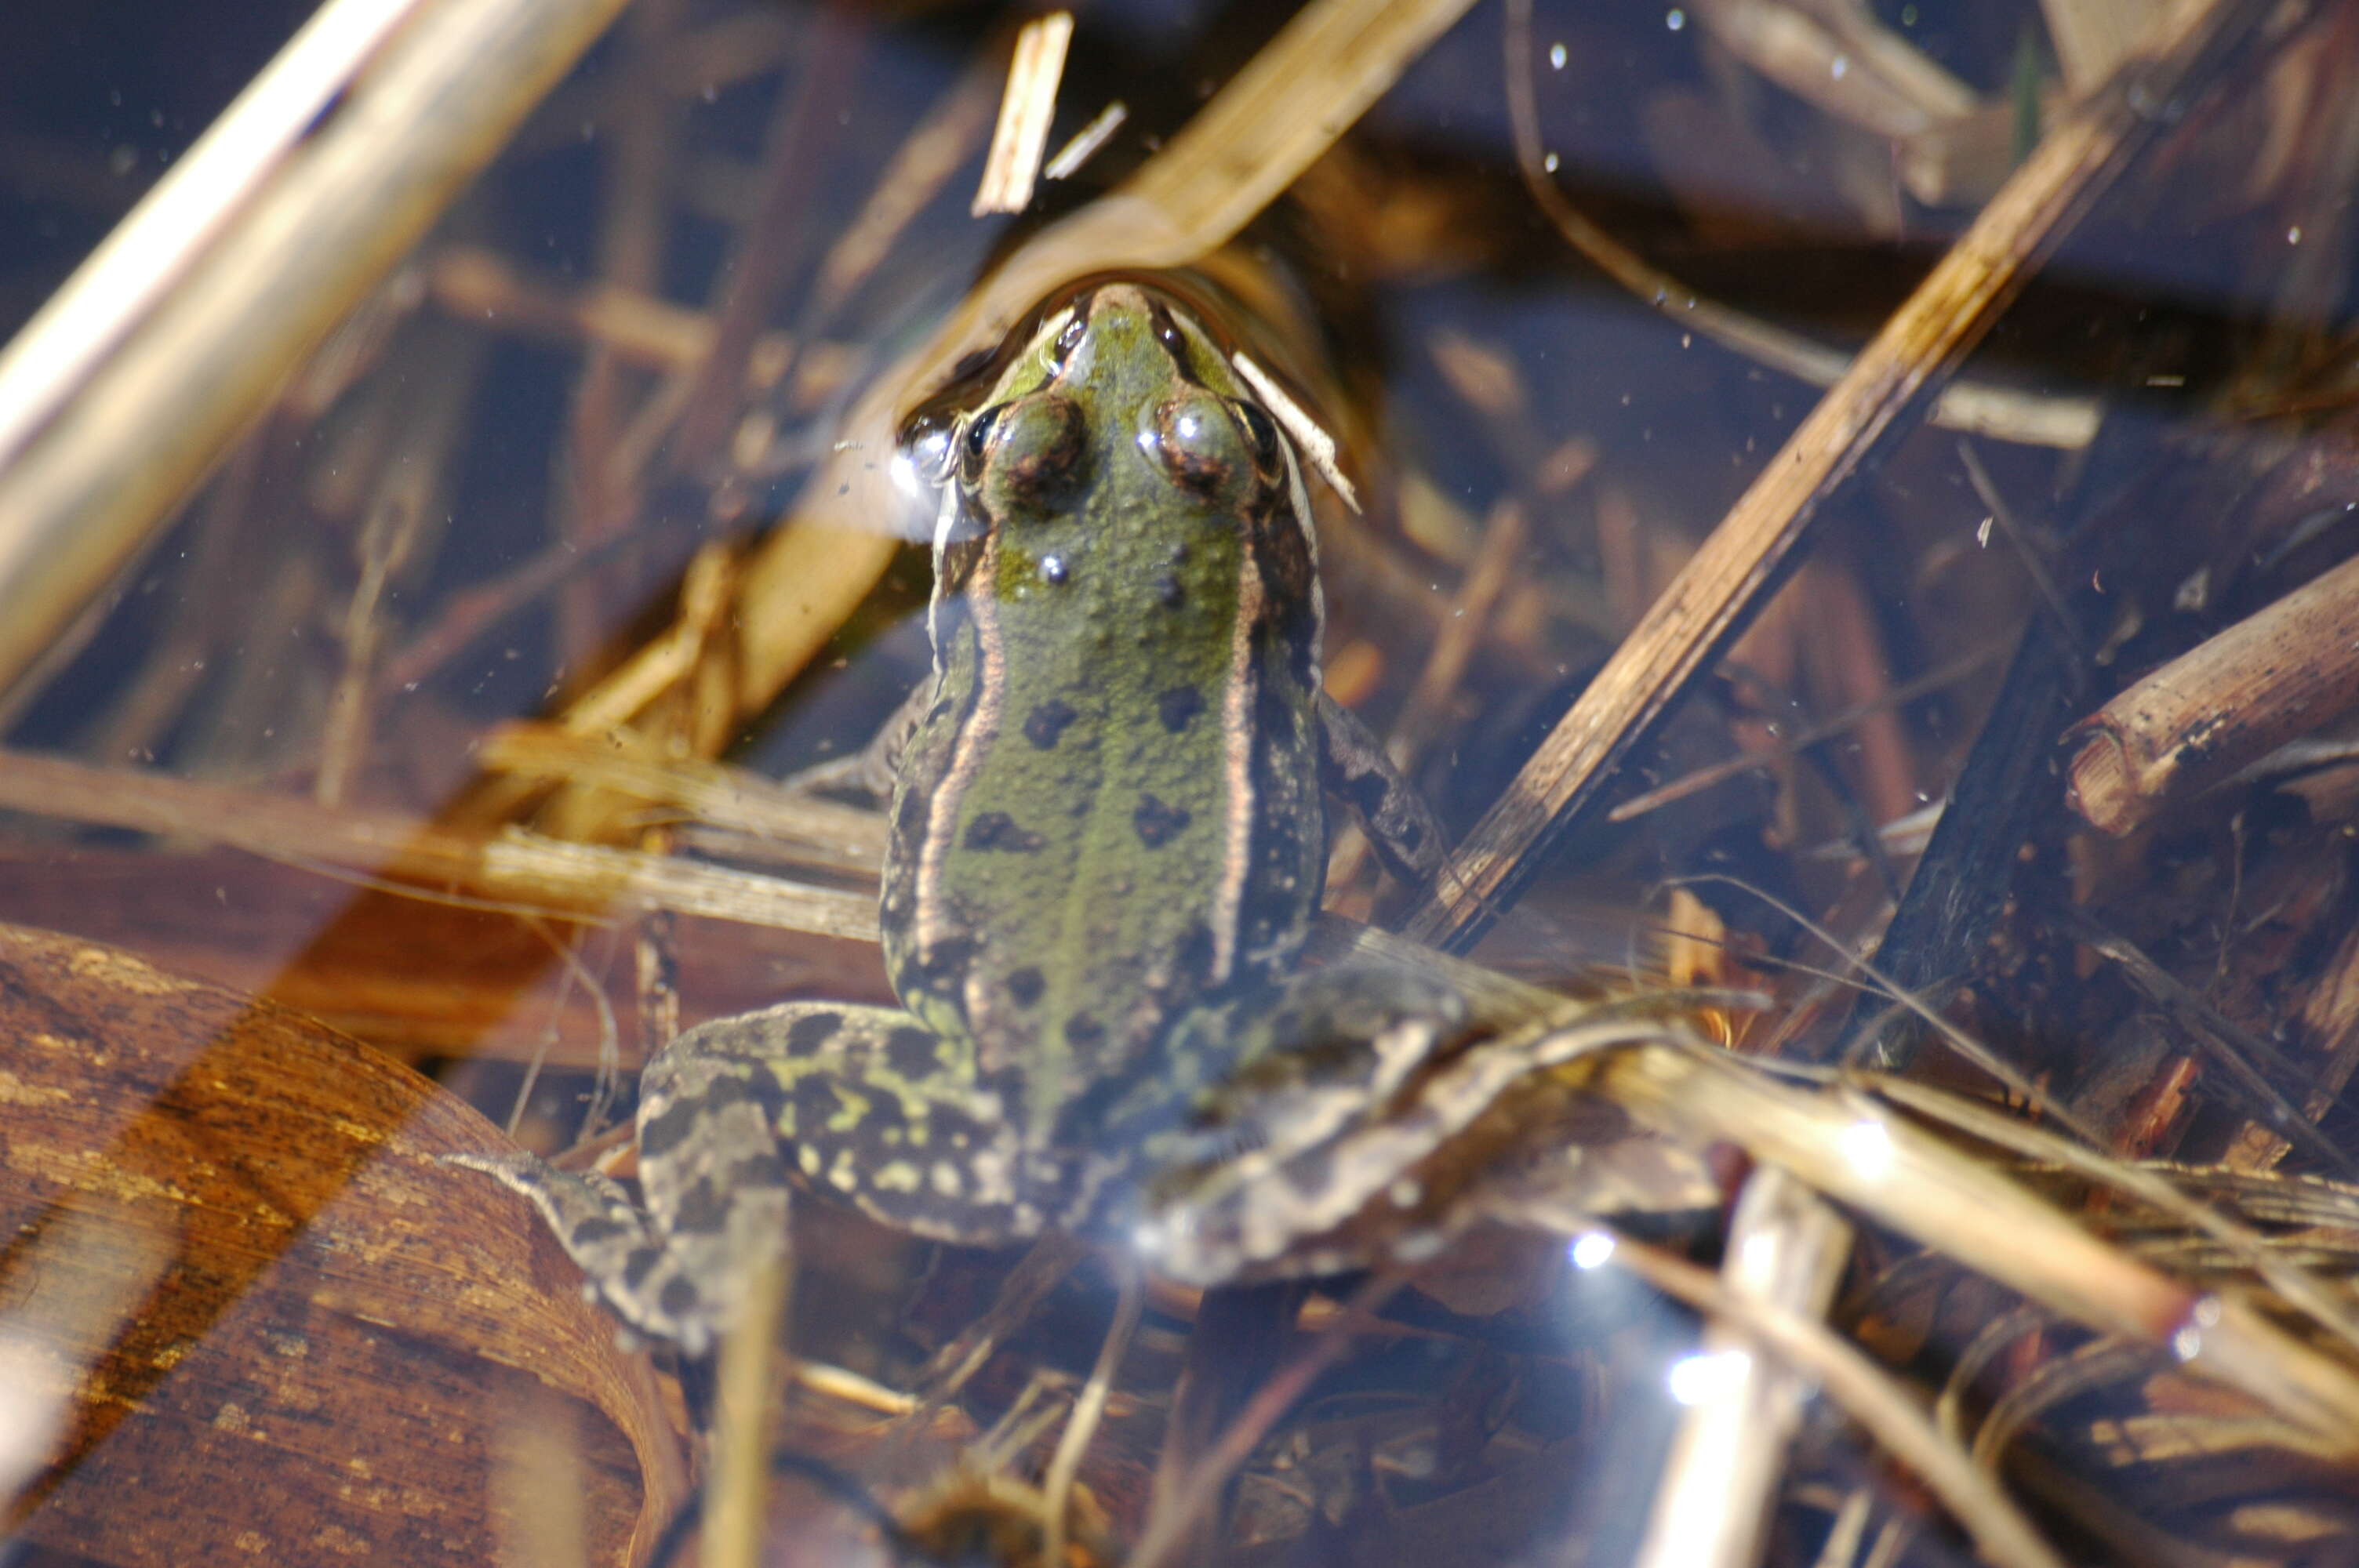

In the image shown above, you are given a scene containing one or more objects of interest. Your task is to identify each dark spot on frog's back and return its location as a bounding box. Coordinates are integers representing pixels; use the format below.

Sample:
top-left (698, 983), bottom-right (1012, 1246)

top-left (1005, 966), bottom-right (1045, 1006)
top-left (965, 811), bottom-right (1045, 852)
top-left (1023, 699), bottom-right (1078, 750)
top-left (1133, 793), bottom-right (1190, 848)
top-left (1063, 1014), bottom-right (1104, 1047)
top-left (885, 1026), bottom-right (941, 1080)
top-left (1157, 685), bottom-right (1203, 734)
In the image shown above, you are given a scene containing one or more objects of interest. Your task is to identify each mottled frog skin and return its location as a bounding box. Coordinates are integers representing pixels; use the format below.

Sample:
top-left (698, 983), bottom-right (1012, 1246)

top-left (462, 281), bottom-right (1448, 1352)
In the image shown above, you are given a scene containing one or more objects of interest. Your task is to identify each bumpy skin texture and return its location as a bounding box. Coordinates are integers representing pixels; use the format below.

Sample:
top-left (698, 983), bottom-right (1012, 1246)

top-left (885, 283), bottom-right (1330, 1167)
top-left (460, 283), bottom-right (1447, 1353)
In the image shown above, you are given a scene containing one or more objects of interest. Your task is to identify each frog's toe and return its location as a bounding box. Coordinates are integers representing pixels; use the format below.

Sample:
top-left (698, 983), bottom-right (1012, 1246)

top-left (445, 1152), bottom-right (737, 1356)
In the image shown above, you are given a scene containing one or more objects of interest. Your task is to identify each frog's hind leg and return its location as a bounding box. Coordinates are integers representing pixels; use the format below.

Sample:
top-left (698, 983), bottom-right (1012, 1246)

top-left (663, 1000), bottom-right (1051, 1250)
top-left (449, 1022), bottom-right (798, 1357)
top-left (459, 1001), bottom-right (1047, 1356)
top-left (444, 1143), bottom-right (762, 1357)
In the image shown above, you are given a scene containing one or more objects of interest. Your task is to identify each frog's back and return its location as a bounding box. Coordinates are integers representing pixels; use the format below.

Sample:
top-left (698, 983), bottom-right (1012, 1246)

top-left (880, 281), bottom-right (1329, 1149)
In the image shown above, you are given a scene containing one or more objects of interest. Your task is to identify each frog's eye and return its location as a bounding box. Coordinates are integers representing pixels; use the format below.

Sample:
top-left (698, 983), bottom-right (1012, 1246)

top-left (1229, 399), bottom-right (1283, 480)
top-left (979, 395), bottom-right (1088, 507)
top-left (1146, 390), bottom-right (1249, 499)
top-left (958, 405), bottom-right (1003, 485)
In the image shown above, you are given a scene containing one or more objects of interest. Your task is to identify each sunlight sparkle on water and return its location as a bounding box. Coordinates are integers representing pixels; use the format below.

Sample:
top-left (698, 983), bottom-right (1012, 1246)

top-left (1837, 1117), bottom-right (1894, 1181)
top-left (1667, 1348), bottom-right (1750, 1406)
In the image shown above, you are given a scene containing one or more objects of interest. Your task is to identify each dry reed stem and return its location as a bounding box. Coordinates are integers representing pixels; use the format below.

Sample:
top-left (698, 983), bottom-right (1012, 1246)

top-left (1616, 1237), bottom-right (2069, 1568)
top-left (0, 0), bottom-right (424, 473)
top-left (478, 724), bottom-right (886, 870)
top-left (2051, 903), bottom-right (2358, 1179)
top-left (1506, 0), bottom-right (2101, 452)
top-left (1595, 1041), bottom-right (2359, 1451)
top-left (1044, 101), bottom-right (1129, 181)
top-left (1633, 1169), bottom-right (1852, 1568)
top-left (1869, 1076), bottom-right (2359, 1354)
top-left (1040, 1265), bottom-right (1143, 1568)
top-left (2066, 549), bottom-right (2359, 835)
top-left (0, 749), bottom-right (878, 942)
top-left (2042, 0), bottom-right (2181, 89)
top-left (548, 27), bottom-right (1001, 742)
top-left (1392, 499), bottom-right (1528, 762)
top-left (1324, 917), bottom-right (2359, 1443)
top-left (972, 12), bottom-right (1073, 216)
top-left (1409, 0), bottom-right (2288, 956)
top-left (1694, 0), bottom-right (1979, 135)
top-left (706, 1255), bottom-right (791, 1568)
top-left (428, 246), bottom-right (726, 372)
top-left (0, 0), bottom-right (638, 706)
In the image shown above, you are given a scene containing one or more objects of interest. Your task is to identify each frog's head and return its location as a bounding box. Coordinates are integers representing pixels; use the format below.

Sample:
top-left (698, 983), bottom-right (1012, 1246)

top-left (952, 281), bottom-right (1293, 531)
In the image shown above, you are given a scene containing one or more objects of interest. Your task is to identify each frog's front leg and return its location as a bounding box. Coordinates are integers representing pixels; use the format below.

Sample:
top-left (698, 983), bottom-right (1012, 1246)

top-left (780, 681), bottom-right (931, 805)
top-left (1315, 692), bottom-right (1447, 885)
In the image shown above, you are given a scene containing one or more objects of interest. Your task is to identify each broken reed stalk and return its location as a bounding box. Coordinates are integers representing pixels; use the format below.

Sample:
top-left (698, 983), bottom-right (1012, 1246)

top-left (971, 12), bottom-right (1074, 217)
top-left (1329, 919), bottom-right (2359, 1449)
top-left (1615, 1238), bottom-right (2067, 1568)
top-left (0, 748), bottom-right (878, 942)
top-left (1594, 1041), bottom-right (2359, 1453)
top-left (1039, 1265), bottom-right (1143, 1568)
top-left (706, 1254), bottom-right (791, 1568)
top-left (1407, 0), bottom-right (2297, 956)
top-left (1631, 1169), bottom-right (1852, 1568)
top-left (0, 0), bottom-right (639, 710)
top-left (2066, 548), bottom-right (2359, 835)
top-left (1502, 0), bottom-right (2102, 452)
top-left (0, 0), bottom-right (425, 474)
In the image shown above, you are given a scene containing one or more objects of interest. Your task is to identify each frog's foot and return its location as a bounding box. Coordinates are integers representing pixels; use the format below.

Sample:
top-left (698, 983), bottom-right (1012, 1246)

top-left (1314, 692), bottom-right (1447, 885)
top-left (446, 1151), bottom-right (767, 1357)
top-left (655, 1000), bottom-right (1056, 1248)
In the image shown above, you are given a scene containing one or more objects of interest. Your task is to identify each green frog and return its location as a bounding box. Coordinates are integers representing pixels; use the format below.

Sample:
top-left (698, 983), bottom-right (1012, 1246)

top-left (463, 281), bottom-right (1459, 1353)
